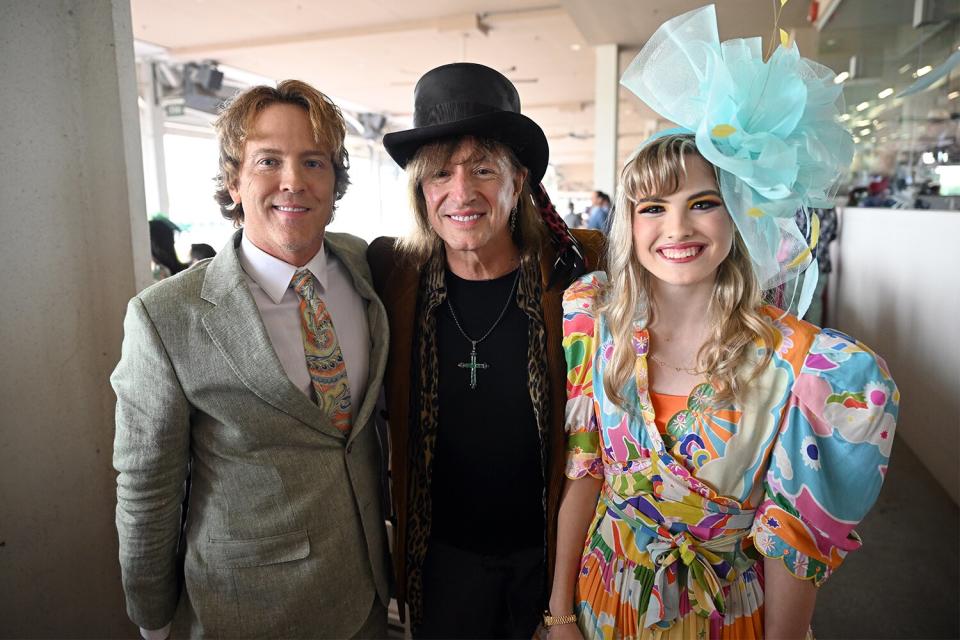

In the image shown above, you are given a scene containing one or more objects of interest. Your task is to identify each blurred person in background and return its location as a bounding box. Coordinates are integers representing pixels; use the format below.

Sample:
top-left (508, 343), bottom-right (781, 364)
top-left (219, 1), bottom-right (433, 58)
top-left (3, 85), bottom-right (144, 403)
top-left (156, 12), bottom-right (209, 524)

top-left (148, 218), bottom-right (187, 281)
top-left (862, 177), bottom-right (897, 208)
top-left (585, 191), bottom-right (611, 232)
top-left (564, 200), bottom-right (581, 229)
top-left (189, 242), bottom-right (217, 265)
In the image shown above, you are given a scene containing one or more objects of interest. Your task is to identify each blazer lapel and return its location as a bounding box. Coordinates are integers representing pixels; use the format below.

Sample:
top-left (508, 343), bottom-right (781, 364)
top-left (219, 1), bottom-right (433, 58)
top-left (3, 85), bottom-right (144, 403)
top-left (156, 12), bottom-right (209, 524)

top-left (200, 232), bottom-right (344, 440)
top-left (324, 232), bottom-right (389, 443)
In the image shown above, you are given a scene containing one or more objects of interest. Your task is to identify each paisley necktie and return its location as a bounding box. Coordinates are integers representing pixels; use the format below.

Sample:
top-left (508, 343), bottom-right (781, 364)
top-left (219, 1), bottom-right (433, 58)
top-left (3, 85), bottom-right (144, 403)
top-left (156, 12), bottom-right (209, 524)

top-left (291, 269), bottom-right (352, 432)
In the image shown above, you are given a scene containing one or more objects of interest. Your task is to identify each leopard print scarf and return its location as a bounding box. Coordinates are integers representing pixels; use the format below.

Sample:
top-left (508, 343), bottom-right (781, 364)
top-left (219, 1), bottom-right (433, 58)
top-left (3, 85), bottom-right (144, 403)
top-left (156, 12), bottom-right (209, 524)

top-left (405, 249), bottom-right (549, 628)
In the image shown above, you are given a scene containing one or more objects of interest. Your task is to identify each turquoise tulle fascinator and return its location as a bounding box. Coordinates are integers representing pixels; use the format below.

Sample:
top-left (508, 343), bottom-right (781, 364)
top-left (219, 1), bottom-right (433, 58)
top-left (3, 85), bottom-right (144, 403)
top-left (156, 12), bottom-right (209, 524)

top-left (620, 4), bottom-right (853, 317)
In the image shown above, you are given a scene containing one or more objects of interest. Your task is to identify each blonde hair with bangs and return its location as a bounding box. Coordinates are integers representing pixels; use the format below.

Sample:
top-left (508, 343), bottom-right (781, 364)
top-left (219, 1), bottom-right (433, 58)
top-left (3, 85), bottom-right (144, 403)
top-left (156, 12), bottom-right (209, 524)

top-left (601, 134), bottom-right (778, 408)
top-left (397, 136), bottom-right (547, 266)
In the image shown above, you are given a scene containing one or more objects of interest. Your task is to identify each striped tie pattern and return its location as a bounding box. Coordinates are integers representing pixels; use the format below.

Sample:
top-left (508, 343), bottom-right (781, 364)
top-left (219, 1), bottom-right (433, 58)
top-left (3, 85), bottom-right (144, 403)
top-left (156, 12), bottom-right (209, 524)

top-left (291, 269), bottom-right (352, 432)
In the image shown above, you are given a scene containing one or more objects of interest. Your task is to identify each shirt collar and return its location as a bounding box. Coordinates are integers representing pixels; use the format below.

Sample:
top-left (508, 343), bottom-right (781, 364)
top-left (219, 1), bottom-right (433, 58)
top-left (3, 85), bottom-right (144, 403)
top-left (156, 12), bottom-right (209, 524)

top-left (238, 232), bottom-right (327, 304)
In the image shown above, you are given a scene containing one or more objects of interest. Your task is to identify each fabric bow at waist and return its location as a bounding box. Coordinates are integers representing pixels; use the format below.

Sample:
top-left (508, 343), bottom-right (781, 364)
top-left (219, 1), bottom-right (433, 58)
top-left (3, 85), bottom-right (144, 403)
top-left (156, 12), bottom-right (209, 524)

top-left (603, 495), bottom-right (756, 630)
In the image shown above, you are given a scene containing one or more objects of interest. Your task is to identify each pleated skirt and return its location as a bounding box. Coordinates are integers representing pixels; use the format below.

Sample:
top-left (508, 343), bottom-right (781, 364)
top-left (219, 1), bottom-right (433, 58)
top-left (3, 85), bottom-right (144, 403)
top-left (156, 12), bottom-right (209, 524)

top-left (574, 508), bottom-right (811, 640)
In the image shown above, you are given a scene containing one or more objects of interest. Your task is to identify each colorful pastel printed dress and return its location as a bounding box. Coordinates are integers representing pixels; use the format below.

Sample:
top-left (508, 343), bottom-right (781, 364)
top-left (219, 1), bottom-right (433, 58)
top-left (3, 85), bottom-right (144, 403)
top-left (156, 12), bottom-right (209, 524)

top-left (562, 274), bottom-right (898, 639)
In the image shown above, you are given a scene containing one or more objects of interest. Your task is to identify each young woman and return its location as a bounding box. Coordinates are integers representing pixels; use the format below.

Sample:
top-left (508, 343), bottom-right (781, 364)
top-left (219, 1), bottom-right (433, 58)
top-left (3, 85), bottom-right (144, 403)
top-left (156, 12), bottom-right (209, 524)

top-left (543, 7), bottom-right (898, 639)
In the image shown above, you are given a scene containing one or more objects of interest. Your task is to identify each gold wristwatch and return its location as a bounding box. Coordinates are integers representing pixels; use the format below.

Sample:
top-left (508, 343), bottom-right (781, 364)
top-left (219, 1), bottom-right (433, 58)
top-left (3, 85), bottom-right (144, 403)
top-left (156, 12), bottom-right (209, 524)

top-left (542, 610), bottom-right (577, 627)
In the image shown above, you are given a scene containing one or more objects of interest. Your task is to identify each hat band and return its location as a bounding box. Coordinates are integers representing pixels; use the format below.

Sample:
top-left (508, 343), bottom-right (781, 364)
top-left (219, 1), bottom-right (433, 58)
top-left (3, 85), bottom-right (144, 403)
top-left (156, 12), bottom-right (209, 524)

top-left (415, 101), bottom-right (503, 127)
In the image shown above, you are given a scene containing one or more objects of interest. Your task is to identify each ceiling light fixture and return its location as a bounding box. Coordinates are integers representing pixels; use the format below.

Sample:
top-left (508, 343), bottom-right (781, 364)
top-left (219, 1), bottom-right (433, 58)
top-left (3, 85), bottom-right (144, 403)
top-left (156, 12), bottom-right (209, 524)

top-left (856, 101), bottom-right (870, 111)
top-left (916, 65), bottom-right (932, 76)
top-left (877, 88), bottom-right (894, 99)
top-left (949, 91), bottom-right (960, 100)
top-left (833, 71), bottom-right (849, 84)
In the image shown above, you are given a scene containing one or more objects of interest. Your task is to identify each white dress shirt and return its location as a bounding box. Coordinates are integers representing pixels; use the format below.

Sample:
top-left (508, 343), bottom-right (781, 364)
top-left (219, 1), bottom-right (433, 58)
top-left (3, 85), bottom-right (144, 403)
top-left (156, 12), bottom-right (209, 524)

top-left (238, 233), bottom-right (370, 416)
top-left (139, 234), bottom-right (371, 639)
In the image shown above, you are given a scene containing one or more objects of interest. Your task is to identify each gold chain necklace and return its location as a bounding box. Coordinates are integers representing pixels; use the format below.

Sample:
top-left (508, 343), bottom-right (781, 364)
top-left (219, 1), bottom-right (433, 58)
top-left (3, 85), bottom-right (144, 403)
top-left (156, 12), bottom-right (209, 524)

top-left (649, 352), bottom-right (700, 375)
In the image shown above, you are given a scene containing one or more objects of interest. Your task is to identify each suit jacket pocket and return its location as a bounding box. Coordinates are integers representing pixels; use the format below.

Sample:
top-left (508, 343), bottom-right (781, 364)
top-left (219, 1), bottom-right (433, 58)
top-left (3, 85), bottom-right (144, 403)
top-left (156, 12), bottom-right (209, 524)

top-left (206, 529), bottom-right (310, 568)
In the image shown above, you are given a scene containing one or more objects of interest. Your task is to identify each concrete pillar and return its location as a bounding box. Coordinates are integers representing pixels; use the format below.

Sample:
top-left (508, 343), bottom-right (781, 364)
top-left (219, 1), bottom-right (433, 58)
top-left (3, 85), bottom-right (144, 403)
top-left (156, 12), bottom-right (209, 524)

top-left (593, 43), bottom-right (620, 198)
top-left (142, 60), bottom-right (171, 216)
top-left (0, 0), bottom-right (147, 636)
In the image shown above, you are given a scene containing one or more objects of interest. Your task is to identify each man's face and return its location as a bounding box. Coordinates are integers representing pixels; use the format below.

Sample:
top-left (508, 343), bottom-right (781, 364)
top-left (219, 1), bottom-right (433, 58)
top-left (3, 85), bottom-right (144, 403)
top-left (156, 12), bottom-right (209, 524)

top-left (228, 103), bottom-right (337, 266)
top-left (420, 139), bottom-right (524, 264)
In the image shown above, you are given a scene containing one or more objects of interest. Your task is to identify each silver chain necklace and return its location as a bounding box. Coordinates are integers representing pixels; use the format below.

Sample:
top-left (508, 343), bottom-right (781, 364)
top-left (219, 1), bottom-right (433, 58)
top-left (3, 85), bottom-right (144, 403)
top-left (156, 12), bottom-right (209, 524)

top-left (446, 267), bottom-right (521, 390)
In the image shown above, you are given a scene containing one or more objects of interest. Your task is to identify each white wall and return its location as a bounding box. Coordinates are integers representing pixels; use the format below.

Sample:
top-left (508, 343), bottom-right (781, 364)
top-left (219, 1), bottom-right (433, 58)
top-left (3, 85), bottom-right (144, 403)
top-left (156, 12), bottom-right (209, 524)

top-left (833, 207), bottom-right (960, 504)
top-left (0, 0), bottom-right (145, 635)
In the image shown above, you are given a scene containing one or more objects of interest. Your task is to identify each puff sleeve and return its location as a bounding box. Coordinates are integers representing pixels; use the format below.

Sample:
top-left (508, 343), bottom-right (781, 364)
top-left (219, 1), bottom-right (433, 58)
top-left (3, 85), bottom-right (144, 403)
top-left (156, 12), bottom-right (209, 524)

top-left (562, 273), bottom-right (605, 480)
top-left (751, 327), bottom-right (899, 586)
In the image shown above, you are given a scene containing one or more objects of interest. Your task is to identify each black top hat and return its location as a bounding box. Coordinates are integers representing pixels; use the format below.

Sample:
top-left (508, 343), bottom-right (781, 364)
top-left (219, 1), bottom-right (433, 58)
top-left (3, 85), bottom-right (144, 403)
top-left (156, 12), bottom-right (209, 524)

top-left (382, 63), bottom-right (549, 184)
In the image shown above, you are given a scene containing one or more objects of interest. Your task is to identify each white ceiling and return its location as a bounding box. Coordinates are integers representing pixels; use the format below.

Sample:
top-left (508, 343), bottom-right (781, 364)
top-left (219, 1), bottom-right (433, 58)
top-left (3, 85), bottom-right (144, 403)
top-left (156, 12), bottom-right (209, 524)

top-left (131, 0), bottom-right (813, 191)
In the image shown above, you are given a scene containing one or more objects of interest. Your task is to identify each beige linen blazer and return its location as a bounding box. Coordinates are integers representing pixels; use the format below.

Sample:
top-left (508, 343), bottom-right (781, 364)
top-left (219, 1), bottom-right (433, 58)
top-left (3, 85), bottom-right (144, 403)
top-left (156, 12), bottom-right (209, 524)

top-left (112, 230), bottom-right (390, 638)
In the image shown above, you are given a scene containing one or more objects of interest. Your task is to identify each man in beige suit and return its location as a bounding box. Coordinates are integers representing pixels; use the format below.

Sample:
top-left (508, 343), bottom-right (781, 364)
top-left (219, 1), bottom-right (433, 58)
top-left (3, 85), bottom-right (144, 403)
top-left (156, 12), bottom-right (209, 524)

top-left (112, 80), bottom-right (390, 638)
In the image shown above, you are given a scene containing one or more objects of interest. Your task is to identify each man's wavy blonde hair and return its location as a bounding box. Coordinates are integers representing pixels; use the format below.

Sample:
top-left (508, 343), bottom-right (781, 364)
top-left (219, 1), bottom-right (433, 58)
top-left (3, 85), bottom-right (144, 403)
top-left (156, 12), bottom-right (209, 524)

top-left (600, 134), bottom-right (777, 408)
top-left (212, 80), bottom-right (350, 226)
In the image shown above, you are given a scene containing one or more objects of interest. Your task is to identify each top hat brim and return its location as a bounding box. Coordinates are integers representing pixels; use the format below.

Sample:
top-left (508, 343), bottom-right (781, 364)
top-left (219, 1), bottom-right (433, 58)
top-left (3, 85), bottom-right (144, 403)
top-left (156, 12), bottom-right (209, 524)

top-left (382, 110), bottom-right (549, 185)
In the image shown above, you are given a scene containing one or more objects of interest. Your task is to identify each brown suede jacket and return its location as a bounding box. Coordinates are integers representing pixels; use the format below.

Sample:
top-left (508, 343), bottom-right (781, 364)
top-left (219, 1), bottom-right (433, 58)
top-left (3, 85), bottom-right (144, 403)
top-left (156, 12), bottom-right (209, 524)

top-left (367, 229), bottom-right (605, 625)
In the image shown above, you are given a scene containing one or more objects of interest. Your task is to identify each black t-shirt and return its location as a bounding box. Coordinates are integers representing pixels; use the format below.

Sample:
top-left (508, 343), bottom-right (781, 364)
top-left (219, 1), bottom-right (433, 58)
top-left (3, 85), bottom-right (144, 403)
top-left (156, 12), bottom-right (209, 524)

top-left (430, 268), bottom-right (546, 555)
